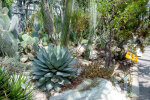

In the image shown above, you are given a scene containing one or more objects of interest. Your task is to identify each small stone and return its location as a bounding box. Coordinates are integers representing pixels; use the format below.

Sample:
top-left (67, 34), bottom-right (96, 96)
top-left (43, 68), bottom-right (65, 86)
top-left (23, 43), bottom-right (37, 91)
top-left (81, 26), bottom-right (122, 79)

top-left (27, 53), bottom-right (34, 60)
top-left (78, 59), bottom-right (92, 66)
top-left (118, 73), bottom-right (124, 78)
top-left (26, 61), bottom-right (33, 66)
top-left (32, 90), bottom-right (48, 100)
top-left (76, 44), bottom-right (86, 56)
top-left (101, 50), bottom-right (105, 54)
top-left (115, 83), bottom-right (122, 92)
top-left (44, 46), bottom-right (48, 51)
top-left (89, 50), bottom-right (98, 60)
top-left (20, 55), bottom-right (28, 63)
top-left (115, 76), bottom-right (122, 82)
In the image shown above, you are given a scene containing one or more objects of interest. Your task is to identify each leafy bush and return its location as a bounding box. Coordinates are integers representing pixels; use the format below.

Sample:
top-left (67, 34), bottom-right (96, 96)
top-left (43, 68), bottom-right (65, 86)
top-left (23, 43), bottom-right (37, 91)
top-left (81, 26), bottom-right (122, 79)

top-left (81, 63), bottom-right (113, 79)
top-left (0, 66), bottom-right (33, 100)
top-left (32, 44), bottom-right (77, 91)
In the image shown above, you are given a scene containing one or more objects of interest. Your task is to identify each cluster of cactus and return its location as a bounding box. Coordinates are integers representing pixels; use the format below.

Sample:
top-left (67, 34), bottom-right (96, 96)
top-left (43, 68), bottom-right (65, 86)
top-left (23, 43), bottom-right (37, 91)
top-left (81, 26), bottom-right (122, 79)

top-left (0, 66), bottom-right (33, 100)
top-left (20, 34), bottom-right (38, 48)
top-left (0, 7), bottom-right (17, 56)
top-left (32, 44), bottom-right (77, 91)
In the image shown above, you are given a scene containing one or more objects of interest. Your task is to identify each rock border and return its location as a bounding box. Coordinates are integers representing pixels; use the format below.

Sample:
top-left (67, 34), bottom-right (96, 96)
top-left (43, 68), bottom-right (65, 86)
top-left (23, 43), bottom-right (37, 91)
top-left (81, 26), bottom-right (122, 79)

top-left (131, 64), bottom-right (139, 100)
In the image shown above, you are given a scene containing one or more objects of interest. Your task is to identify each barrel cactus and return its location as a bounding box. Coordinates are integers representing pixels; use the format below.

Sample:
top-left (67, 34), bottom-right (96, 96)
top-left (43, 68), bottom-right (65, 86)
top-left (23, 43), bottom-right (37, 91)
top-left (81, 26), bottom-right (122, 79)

top-left (32, 44), bottom-right (77, 91)
top-left (0, 7), bottom-right (18, 56)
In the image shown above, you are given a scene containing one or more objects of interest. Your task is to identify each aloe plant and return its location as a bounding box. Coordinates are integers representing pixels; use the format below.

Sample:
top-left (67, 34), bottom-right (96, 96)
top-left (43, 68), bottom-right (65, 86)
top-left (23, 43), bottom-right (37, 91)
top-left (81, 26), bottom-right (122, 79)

top-left (32, 44), bottom-right (77, 91)
top-left (0, 66), bottom-right (33, 100)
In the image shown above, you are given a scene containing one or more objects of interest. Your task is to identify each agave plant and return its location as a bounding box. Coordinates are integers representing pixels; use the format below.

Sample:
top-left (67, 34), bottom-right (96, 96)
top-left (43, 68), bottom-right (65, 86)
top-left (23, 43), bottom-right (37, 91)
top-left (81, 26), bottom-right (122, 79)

top-left (0, 66), bottom-right (33, 100)
top-left (32, 44), bottom-right (77, 91)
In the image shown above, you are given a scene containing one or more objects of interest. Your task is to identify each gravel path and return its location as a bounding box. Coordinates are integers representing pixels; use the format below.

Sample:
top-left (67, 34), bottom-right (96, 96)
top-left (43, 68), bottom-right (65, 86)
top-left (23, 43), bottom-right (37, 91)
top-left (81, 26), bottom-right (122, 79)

top-left (138, 46), bottom-right (150, 100)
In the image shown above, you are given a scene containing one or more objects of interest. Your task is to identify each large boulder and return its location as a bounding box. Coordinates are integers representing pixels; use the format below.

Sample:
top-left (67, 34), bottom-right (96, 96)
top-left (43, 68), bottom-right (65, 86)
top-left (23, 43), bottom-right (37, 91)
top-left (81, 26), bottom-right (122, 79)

top-left (49, 78), bottom-right (129, 100)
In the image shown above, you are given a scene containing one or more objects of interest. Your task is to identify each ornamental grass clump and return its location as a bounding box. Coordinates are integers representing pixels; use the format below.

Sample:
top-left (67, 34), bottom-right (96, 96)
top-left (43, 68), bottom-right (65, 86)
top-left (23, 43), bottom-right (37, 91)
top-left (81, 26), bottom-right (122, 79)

top-left (0, 66), bottom-right (33, 100)
top-left (32, 44), bottom-right (77, 91)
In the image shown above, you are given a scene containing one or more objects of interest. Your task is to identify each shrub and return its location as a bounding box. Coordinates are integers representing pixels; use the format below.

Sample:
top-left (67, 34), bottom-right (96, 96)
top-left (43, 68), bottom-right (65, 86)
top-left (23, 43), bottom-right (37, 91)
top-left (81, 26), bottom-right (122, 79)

top-left (81, 63), bottom-right (113, 79)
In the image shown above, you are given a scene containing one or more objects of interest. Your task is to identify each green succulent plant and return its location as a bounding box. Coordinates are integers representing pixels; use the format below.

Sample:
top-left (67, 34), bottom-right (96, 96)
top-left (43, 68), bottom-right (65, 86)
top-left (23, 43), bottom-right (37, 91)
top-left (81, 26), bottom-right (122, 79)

top-left (0, 7), bottom-right (18, 56)
top-left (0, 66), bottom-right (33, 100)
top-left (20, 34), bottom-right (38, 48)
top-left (32, 44), bottom-right (77, 91)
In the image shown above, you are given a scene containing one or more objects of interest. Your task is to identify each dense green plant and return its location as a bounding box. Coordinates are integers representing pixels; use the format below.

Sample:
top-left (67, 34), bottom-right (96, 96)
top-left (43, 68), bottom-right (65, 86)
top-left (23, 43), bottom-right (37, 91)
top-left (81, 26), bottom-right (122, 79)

top-left (97, 0), bottom-right (149, 66)
top-left (81, 63), bottom-right (113, 79)
top-left (70, 8), bottom-right (89, 43)
top-left (0, 66), bottom-right (33, 100)
top-left (32, 44), bottom-right (77, 91)
top-left (0, 66), bottom-right (10, 99)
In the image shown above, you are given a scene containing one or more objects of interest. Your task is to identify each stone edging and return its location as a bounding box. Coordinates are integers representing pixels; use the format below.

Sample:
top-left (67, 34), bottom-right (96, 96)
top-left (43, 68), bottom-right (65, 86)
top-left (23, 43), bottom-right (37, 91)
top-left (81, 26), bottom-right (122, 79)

top-left (131, 64), bottom-right (139, 100)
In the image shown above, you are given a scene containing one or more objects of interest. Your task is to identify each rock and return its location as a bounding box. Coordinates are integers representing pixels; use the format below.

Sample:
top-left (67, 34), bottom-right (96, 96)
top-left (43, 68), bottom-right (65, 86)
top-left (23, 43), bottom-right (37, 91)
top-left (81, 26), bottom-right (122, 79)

top-left (89, 50), bottom-right (98, 60)
top-left (118, 72), bottom-right (124, 79)
top-left (27, 53), bottom-right (34, 60)
top-left (49, 78), bottom-right (129, 100)
top-left (26, 61), bottom-right (33, 66)
top-left (115, 83), bottom-right (122, 92)
top-left (32, 89), bottom-right (48, 100)
top-left (136, 48), bottom-right (142, 57)
top-left (20, 55), bottom-right (28, 63)
top-left (76, 44), bottom-right (86, 56)
top-left (115, 76), bottom-right (122, 82)
top-left (78, 59), bottom-right (92, 66)
top-left (44, 46), bottom-right (48, 51)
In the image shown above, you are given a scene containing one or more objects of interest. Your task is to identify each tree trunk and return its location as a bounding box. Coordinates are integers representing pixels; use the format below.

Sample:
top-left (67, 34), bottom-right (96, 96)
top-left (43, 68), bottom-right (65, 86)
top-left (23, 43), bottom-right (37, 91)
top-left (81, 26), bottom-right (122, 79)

top-left (60, 0), bottom-right (74, 46)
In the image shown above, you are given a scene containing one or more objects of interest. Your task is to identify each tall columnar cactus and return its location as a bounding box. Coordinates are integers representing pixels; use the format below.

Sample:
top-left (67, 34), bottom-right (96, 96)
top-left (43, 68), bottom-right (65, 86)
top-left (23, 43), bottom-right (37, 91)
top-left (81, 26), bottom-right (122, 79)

top-left (0, 7), bottom-right (17, 56)
top-left (32, 44), bottom-right (77, 91)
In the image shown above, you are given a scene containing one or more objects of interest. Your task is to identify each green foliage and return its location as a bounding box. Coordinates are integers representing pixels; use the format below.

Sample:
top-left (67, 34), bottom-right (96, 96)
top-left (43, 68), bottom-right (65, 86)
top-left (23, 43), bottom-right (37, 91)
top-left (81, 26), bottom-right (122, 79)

top-left (0, 66), bottom-right (33, 100)
top-left (76, 0), bottom-right (88, 9)
top-left (81, 63), bottom-right (113, 79)
top-left (32, 44), bottom-right (77, 91)
top-left (70, 8), bottom-right (89, 43)
top-left (97, 0), bottom-right (149, 43)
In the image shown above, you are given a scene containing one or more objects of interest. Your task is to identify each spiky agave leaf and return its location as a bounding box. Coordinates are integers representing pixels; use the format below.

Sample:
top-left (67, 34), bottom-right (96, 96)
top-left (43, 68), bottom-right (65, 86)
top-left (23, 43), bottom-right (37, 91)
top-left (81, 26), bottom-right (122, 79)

top-left (32, 44), bottom-right (77, 91)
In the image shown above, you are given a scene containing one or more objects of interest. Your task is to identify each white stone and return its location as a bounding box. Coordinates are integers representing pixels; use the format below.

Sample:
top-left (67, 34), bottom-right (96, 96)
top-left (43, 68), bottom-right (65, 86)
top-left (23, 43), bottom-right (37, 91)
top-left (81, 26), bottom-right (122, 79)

top-left (76, 44), bottom-right (86, 56)
top-left (20, 55), bottom-right (28, 63)
top-left (89, 49), bottom-right (98, 60)
top-left (136, 48), bottom-right (143, 57)
top-left (49, 78), bottom-right (129, 100)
